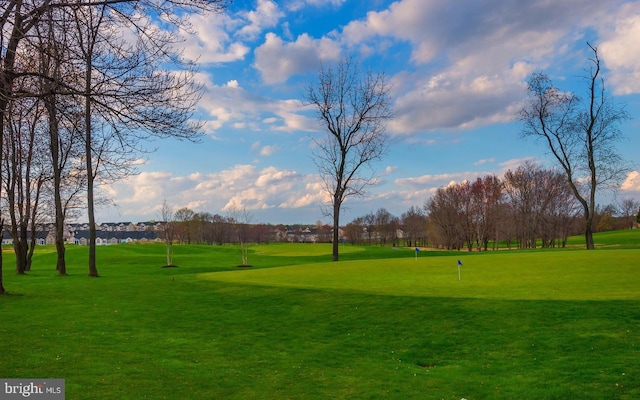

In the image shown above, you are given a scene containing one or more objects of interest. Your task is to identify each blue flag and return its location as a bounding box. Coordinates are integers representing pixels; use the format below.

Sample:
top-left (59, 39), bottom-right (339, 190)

top-left (457, 260), bottom-right (462, 266)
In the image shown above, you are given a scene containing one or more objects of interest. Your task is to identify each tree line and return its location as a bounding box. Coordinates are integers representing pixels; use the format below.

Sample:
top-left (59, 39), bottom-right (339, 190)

top-left (0, 0), bottom-right (228, 293)
top-left (158, 161), bottom-right (639, 250)
top-left (344, 161), bottom-right (639, 250)
top-left (161, 206), bottom-right (333, 246)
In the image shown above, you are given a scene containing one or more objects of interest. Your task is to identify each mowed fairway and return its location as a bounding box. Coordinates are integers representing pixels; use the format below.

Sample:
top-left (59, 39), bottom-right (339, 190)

top-left (202, 250), bottom-right (640, 300)
top-left (1, 240), bottom-right (639, 399)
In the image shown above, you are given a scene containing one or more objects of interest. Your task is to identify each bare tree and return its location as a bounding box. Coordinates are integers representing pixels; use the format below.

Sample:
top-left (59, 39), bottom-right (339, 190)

top-left (2, 93), bottom-right (49, 274)
top-left (401, 206), bottom-right (427, 248)
top-left (69, 1), bottom-right (228, 276)
top-left (425, 185), bottom-right (465, 250)
top-left (305, 57), bottom-right (393, 261)
top-left (344, 217), bottom-right (364, 245)
top-left (36, 7), bottom-right (86, 275)
top-left (229, 207), bottom-right (252, 267)
top-left (619, 198), bottom-right (640, 230)
top-left (520, 44), bottom-right (630, 249)
top-left (174, 207), bottom-right (195, 244)
top-left (160, 200), bottom-right (175, 267)
top-left (470, 175), bottom-right (503, 251)
top-left (0, 0), bottom-right (229, 291)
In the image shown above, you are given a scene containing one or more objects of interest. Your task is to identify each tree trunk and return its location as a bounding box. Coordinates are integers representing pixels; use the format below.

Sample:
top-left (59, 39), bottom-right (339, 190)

top-left (47, 99), bottom-right (67, 276)
top-left (13, 227), bottom-right (28, 274)
top-left (0, 221), bottom-right (4, 293)
top-left (0, 0), bottom-right (29, 293)
top-left (86, 84), bottom-right (99, 277)
top-left (332, 201), bottom-right (340, 261)
top-left (585, 216), bottom-right (595, 250)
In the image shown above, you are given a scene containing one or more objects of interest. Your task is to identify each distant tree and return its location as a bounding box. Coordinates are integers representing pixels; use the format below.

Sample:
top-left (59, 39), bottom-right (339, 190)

top-left (229, 207), bottom-right (252, 266)
top-left (520, 44), bottom-right (630, 249)
top-left (315, 221), bottom-right (333, 243)
top-left (305, 57), bottom-right (393, 261)
top-left (539, 170), bottom-right (579, 247)
top-left (401, 206), bottom-right (427, 247)
top-left (362, 212), bottom-right (376, 245)
top-left (374, 208), bottom-right (395, 246)
top-left (160, 200), bottom-right (175, 267)
top-left (210, 214), bottom-right (232, 245)
top-left (174, 208), bottom-right (196, 244)
top-left (251, 224), bottom-right (270, 244)
top-left (425, 185), bottom-right (465, 250)
top-left (595, 204), bottom-right (617, 233)
top-left (456, 181), bottom-right (475, 251)
top-left (503, 162), bottom-right (549, 248)
top-left (619, 198), bottom-right (640, 229)
top-left (344, 217), bottom-right (364, 245)
top-left (470, 175), bottom-right (504, 251)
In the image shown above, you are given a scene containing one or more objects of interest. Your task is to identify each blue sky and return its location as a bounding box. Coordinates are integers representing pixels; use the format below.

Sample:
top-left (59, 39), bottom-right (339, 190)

top-left (97, 0), bottom-right (640, 225)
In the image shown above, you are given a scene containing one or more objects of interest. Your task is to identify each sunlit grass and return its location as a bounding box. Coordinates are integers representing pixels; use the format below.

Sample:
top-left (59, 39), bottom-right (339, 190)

top-left (201, 249), bottom-right (640, 300)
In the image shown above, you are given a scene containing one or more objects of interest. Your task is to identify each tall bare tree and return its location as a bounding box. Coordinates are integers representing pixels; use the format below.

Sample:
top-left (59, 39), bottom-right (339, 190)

top-left (37, 6), bottom-right (84, 275)
top-left (520, 44), bottom-right (630, 249)
top-left (69, 1), bottom-right (227, 276)
top-left (2, 86), bottom-right (49, 274)
top-left (305, 57), bottom-right (393, 261)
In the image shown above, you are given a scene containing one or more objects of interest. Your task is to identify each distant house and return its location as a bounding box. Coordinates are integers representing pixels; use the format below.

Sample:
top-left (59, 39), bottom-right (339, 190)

top-left (2, 231), bottom-right (13, 245)
top-left (136, 221), bottom-right (166, 231)
top-left (70, 230), bottom-right (161, 245)
top-left (69, 222), bottom-right (92, 231)
top-left (1, 230), bottom-right (55, 246)
top-left (98, 222), bottom-right (135, 232)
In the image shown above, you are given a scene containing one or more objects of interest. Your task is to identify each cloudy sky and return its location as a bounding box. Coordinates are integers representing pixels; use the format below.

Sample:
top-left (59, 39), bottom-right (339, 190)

top-left (98, 0), bottom-right (640, 225)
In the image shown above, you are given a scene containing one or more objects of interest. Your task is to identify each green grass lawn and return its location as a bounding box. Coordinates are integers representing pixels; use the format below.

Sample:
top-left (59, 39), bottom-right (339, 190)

top-left (1, 235), bottom-right (639, 399)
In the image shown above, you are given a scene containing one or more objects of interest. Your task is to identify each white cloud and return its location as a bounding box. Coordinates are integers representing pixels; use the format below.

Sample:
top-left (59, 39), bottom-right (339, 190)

top-left (286, 0), bottom-right (346, 12)
top-left (621, 170), bottom-right (640, 192)
top-left (597, 3), bottom-right (640, 94)
top-left (475, 158), bottom-right (496, 166)
top-left (337, 0), bottom-right (620, 134)
top-left (254, 33), bottom-right (341, 83)
top-left (178, 13), bottom-right (250, 63)
top-left (279, 180), bottom-right (328, 208)
top-left (259, 145), bottom-right (278, 156)
top-left (102, 165), bottom-right (325, 222)
top-left (389, 69), bottom-right (525, 133)
top-left (395, 172), bottom-right (486, 190)
top-left (237, 0), bottom-right (285, 40)
top-left (195, 74), bottom-right (316, 135)
top-left (498, 157), bottom-right (538, 173)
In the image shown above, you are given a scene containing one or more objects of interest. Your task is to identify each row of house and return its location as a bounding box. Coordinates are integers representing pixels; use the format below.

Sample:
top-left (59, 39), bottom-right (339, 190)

top-left (69, 221), bottom-right (166, 232)
top-left (1, 229), bottom-right (162, 246)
